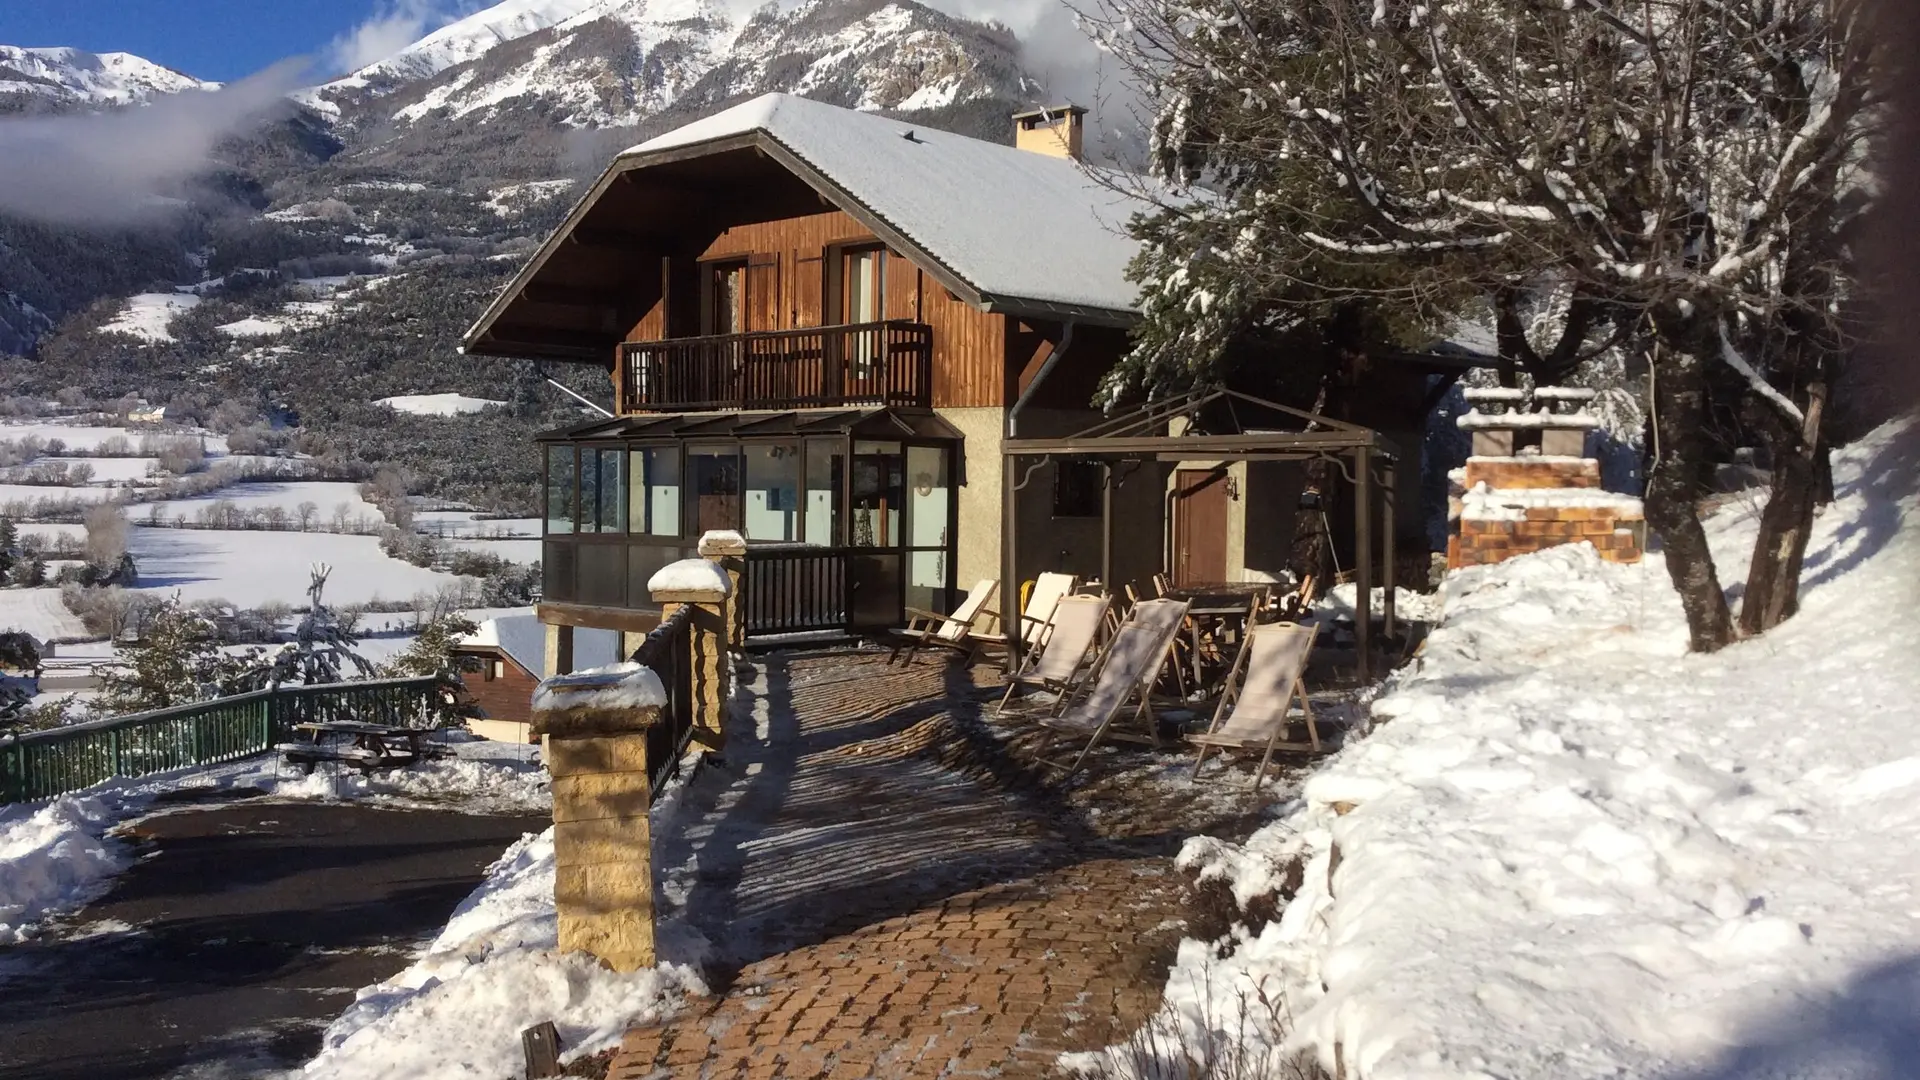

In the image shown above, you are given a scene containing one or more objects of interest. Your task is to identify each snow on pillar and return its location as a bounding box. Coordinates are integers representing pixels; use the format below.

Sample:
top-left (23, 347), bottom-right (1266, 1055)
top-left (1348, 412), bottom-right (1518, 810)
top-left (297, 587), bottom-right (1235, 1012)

top-left (531, 663), bottom-right (669, 973)
top-left (648, 552), bottom-right (735, 757)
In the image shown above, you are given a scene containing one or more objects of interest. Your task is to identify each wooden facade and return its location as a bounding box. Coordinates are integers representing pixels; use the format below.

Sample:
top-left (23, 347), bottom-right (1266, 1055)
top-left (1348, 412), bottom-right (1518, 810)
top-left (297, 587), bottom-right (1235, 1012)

top-left (453, 645), bottom-right (542, 724)
top-left (617, 210), bottom-right (1010, 411)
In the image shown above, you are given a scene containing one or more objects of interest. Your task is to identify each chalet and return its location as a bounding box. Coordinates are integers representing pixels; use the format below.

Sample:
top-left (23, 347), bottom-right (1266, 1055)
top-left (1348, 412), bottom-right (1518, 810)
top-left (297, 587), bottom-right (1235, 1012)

top-left (452, 615), bottom-right (621, 741)
top-left (462, 93), bottom-right (1427, 670)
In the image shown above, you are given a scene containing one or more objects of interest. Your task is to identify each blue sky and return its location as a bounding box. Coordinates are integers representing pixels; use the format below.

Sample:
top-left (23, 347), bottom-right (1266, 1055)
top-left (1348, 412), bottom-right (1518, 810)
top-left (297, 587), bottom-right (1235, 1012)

top-left (0, 1), bottom-right (449, 82)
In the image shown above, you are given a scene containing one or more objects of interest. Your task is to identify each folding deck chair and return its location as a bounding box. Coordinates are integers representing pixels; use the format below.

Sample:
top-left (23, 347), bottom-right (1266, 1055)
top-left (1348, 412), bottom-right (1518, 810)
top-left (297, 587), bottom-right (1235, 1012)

top-left (1036, 597), bottom-right (1190, 779)
top-left (997, 593), bottom-right (1111, 714)
top-left (972, 571), bottom-right (1078, 654)
top-left (890, 579), bottom-right (998, 666)
top-left (1188, 620), bottom-right (1325, 790)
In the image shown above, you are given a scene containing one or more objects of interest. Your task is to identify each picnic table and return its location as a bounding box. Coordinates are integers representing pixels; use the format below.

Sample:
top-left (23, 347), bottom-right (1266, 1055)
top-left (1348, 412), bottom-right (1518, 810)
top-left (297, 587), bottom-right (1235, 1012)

top-left (277, 720), bottom-right (447, 775)
top-left (1160, 584), bottom-right (1271, 696)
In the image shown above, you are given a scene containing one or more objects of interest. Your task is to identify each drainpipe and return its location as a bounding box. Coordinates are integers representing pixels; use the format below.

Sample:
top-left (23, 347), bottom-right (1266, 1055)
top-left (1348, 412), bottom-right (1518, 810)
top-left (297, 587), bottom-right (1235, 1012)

top-left (1006, 321), bottom-right (1076, 439)
top-left (1002, 320), bottom-right (1075, 672)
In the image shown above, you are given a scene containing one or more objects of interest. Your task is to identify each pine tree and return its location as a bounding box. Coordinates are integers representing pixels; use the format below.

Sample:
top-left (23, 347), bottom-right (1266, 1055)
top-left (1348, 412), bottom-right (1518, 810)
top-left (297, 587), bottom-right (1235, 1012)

top-left (382, 612), bottom-right (480, 679)
top-left (95, 598), bottom-right (253, 714)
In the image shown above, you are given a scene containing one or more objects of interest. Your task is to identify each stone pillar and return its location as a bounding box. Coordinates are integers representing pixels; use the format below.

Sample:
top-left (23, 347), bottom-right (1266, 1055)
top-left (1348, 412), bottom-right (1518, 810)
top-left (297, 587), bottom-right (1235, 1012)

top-left (647, 554), bottom-right (735, 757)
top-left (695, 529), bottom-right (746, 649)
top-left (543, 622), bottom-right (574, 678)
top-left (532, 665), bottom-right (666, 972)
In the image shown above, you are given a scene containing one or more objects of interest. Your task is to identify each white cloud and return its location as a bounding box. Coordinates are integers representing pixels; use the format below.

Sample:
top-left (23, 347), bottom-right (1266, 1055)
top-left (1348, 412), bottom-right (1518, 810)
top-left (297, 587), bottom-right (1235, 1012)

top-left (324, 0), bottom-right (490, 75)
top-left (0, 60), bottom-right (309, 226)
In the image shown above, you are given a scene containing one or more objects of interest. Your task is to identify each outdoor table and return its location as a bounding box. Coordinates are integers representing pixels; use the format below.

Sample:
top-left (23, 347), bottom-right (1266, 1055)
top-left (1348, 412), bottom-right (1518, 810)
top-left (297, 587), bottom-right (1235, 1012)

top-left (1161, 585), bottom-right (1270, 695)
top-left (292, 721), bottom-right (436, 767)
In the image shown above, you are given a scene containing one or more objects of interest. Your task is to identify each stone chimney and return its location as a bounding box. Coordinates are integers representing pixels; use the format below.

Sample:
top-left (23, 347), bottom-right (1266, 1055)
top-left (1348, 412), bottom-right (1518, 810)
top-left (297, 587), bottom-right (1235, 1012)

top-left (1012, 104), bottom-right (1087, 161)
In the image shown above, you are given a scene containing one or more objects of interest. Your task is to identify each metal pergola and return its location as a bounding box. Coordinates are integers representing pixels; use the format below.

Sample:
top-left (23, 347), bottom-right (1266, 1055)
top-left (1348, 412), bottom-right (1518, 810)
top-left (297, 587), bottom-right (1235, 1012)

top-left (1002, 388), bottom-right (1402, 683)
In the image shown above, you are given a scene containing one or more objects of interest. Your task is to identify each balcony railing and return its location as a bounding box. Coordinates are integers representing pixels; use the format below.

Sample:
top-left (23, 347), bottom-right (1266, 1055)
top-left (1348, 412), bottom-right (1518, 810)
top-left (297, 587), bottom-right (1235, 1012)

top-left (621, 320), bottom-right (933, 413)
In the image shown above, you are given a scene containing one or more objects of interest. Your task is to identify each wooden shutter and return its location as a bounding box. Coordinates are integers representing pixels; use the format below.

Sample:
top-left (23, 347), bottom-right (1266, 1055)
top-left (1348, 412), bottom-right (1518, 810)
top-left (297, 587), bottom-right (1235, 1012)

top-left (793, 252), bottom-right (825, 328)
top-left (747, 255), bottom-right (780, 334)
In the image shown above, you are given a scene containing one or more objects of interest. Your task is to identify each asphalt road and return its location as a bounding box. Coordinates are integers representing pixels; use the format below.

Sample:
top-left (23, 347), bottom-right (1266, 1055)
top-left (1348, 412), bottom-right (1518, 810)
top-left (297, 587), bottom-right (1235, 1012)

top-left (0, 795), bottom-right (548, 1080)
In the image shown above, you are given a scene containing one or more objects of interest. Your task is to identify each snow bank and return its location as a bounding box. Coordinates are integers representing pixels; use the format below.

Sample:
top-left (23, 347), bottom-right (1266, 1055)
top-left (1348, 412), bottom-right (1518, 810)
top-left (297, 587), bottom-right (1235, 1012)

top-left (377, 393), bottom-right (508, 416)
top-left (0, 796), bottom-right (126, 944)
top-left (1084, 416), bottom-right (1920, 1079)
top-left (300, 791), bottom-right (710, 1079)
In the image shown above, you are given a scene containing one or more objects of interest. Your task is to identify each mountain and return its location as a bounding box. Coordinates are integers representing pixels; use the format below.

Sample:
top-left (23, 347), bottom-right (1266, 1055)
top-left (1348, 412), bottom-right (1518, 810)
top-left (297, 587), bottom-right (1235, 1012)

top-left (0, 46), bottom-right (216, 110)
top-left (0, 0), bottom-right (1054, 511)
top-left (306, 0), bottom-right (1036, 134)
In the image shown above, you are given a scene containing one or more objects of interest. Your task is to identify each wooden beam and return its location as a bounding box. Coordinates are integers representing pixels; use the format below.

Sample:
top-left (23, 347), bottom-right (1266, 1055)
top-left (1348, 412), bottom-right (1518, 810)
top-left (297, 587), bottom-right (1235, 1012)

top-left (536, 601), bottom-right (664, 635)
top-left (520, 283), bottom-right (628, 308)
top-left (485, 325), bottom-right (617, 352)
top-left (568, 227), bottom-right (676, 251)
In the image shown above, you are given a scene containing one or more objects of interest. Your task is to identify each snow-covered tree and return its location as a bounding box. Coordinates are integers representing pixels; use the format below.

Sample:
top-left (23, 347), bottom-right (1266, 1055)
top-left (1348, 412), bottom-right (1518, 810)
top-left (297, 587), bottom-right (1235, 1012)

top-left (96, 597), bottom-right (257, 714)
top-left (261, 565), bottom-right (374, 687)
top-left (1086, 0), bottom-right (1883, 650)
top-left (382, 612), bottom-right (480, 679)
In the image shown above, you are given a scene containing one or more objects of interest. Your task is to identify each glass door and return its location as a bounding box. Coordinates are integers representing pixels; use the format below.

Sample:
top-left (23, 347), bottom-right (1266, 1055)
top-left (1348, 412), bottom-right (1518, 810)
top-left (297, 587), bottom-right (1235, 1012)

top-left (848, 440), bottom-right (903, 628)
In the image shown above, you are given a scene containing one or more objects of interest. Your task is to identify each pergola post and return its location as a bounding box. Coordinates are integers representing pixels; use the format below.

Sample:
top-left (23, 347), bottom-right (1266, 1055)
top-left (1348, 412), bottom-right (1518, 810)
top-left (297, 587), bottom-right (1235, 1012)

top-left (1354, 446), bottom-right (1372, 685)
top-left (1382, 455), bottom-right (1397, 642)
top-left (1100, 461), bottom-right (1114, 590)
top-left (1002, 450), bottom-right (1022, 672)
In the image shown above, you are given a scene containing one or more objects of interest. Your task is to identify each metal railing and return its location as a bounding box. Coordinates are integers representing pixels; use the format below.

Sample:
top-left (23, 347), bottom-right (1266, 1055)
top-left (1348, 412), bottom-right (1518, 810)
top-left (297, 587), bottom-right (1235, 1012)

top-left (0, 676), bottom-right (446, 805)
top-left (621, 320), bottom-right (933, 412)
top-left (630, 606), bottom-right (695, 799)
top-left (742, 545), bottom-right (852, 635)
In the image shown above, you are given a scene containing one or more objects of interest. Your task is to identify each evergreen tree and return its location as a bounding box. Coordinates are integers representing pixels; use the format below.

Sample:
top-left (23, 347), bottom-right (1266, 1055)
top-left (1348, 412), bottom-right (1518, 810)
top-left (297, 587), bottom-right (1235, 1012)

top-left (95, 598), bottom-right (254, 714)
top-left (382, 612), bottom-right (480, 679)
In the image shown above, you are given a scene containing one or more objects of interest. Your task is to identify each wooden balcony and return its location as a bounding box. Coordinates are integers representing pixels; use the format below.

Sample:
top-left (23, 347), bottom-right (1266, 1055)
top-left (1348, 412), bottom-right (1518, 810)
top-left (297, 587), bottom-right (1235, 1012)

top-left (621, 320), bottom-right (933, 413)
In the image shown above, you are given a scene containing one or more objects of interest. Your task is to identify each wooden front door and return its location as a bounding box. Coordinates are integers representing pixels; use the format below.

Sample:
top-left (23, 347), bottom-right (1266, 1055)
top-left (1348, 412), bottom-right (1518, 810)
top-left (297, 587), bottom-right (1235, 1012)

top-left (1173, 469), bottom-right (1230, 586)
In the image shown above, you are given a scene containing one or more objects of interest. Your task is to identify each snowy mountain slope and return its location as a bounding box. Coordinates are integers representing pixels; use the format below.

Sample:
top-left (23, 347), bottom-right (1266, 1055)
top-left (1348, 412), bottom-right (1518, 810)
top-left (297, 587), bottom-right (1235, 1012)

top-left (0, 46), bottom-right (216, 106)
top-left (1085, 416), bottom-right (1920, 1080)
top-left (305, 0), bottom-right (1036, 131)
top-left (312, 0), bottom-right (606, 97)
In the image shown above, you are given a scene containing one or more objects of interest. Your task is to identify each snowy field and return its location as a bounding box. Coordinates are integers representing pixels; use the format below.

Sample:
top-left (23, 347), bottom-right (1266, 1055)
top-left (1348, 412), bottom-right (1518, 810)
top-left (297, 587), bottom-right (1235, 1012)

top-left (142, 480), bottom-right (383, 526)
top-left (449, 537), bottom-right (542, 564)
top-left (413, 511), bottom-right (539, 538)
top-left (0, 421), bottom-right (224, 453)
top-left (129, 528), bottom-right (459, 607)
top-left (33, 456), bottom-right (159, 484)
top-left (18, 523), bottom-right (84, 544)
top-left (0, 483), bottom-right (118, 504)
top-left (1082, 416), bottom-right (1920, 1080)
top-left (0, 587), bottom-right (90, 641)
top-left (377, 393), bottom-right (507, 416)
top-left (99, 292), bottom-right (199, 342)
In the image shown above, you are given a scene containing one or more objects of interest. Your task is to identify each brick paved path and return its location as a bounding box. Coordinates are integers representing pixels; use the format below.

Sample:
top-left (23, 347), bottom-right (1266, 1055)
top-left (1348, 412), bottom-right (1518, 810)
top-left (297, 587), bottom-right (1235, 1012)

top-left (611, 653), bottom-right (1203, 1080)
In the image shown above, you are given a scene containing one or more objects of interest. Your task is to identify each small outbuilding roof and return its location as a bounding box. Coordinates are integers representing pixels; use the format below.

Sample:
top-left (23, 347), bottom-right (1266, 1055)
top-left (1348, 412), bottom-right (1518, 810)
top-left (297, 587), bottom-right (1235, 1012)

top-left (458, 613), bottom-right (622, 676)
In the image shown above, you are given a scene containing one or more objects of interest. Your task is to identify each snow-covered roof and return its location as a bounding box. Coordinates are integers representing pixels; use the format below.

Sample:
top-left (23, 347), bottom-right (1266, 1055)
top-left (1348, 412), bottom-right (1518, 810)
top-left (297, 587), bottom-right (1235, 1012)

top-left (622, 93), bottom-right (1155, 319)
top-left (458, 614), bottom-right (622, 676)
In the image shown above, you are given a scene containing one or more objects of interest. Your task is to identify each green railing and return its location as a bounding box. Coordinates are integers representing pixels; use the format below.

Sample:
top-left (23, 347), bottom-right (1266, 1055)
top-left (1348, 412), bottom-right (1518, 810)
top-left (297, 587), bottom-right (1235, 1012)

top-left (0, 676), bottom-right (446, 805)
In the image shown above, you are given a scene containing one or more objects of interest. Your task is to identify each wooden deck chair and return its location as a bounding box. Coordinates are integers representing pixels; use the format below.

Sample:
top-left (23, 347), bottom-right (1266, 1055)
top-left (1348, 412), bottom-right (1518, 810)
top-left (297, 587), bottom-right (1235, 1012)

top-left (1038, 597), bottom-right (1190, 779)
top-left (1126, 594), bottom-right (1194, 700)
top-left (1188, 621), bottom-right (1324, 790)
top-left (998, 593), bottom-right (1111, 714)
top-left (890, 579), bottom-right (998, 666)
top-left (972, 571), bottom-right (1077, 653)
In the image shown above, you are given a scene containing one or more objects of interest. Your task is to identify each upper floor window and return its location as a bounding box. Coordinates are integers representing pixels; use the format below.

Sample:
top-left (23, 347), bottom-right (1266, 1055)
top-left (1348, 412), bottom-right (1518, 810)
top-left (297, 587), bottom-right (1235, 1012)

top-left (844, 247), bottom-right (884, 325)
top-left (708, 260), bottom-right (746, 336)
